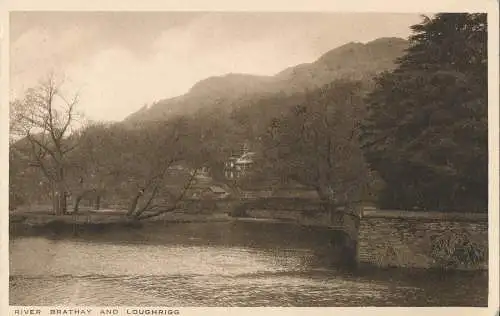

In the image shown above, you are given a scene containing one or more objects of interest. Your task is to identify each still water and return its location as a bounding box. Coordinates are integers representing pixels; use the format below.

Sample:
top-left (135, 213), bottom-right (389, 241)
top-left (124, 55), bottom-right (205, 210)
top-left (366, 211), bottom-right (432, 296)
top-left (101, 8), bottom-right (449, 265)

top-left (10, 221), bottom-right (488, 306)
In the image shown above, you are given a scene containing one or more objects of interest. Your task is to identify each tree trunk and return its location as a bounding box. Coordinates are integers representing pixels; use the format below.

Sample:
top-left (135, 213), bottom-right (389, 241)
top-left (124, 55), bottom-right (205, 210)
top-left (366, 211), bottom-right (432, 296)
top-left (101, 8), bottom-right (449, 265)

top-left (95, 195), bottom-right (101, 210)
top-left (61, 191), bottom-right (67, 214)
top-left (54, 167), bottom-right (67, 215)
top-left (53, 191), bottom-right (67, 215)
top-left (52, 184), bottom-right (67, 216)
top-left (51, 186), bottom-right (59, 215)
top-left (127, 191), bottom-right (143, 217)
top-left (327, 203), bottom-right (340, 226)
top-left (73, 194), bottom-right (83, 213)
top-left (53, 194), bottom-right (61, 215)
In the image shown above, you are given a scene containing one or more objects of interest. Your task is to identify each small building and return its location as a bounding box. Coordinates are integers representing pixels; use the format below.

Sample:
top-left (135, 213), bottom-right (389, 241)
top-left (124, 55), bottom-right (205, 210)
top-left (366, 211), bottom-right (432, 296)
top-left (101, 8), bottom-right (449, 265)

top-left (202, 186), bottom-right (230, 199)
top-left (168, 164), bottom-right (186, 171)
top-left (234, 152), bottom-right (255, 168)
top-left (224, 151), bottom-right (256, 180)
top-left (225, 156), bottom-right (241, 169)
top-left (189, 185), bottom-right (230, 200)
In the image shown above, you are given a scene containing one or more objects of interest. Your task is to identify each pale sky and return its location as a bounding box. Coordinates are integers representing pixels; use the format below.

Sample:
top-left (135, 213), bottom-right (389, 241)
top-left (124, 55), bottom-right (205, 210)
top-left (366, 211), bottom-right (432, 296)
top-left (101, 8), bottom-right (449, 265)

top-left (10, 12), bottom-right (423, 122)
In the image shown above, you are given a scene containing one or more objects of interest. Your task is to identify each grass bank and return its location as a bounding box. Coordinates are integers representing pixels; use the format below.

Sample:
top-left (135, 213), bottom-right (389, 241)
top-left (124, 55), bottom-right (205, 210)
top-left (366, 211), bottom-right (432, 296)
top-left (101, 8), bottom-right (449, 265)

top-left (10, 208), bottom-right (232, 236)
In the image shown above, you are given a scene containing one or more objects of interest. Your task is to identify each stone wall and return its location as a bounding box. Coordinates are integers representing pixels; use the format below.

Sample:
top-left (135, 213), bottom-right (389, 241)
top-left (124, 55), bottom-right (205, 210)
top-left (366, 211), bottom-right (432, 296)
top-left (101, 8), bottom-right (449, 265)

top-left (243, 208), bottom-right (357, 230)
top-left (245, 209), bottom-right (302, 221)
top-left (358, 210), bottom-right (488, 270)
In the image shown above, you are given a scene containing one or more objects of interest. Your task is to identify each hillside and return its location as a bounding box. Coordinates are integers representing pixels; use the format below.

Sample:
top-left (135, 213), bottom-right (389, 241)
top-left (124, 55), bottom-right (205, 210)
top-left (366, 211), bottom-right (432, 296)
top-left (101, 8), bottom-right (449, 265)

top-left (124, 37), bottom-right (408, 122)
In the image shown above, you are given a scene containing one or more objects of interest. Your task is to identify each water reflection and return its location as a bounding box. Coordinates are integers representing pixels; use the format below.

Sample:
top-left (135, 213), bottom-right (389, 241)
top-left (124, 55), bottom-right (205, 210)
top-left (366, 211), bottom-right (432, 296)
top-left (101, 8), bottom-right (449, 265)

top-left (10, 221), bottom-right (488, 306)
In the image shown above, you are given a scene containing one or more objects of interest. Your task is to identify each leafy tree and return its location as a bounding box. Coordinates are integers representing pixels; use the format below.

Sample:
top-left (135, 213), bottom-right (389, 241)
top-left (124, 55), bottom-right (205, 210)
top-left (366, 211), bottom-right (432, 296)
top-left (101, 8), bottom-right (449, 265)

top-left (361, 13), bottom-right (487, 212)
top-left (260, 79), bottom-right (370, 220)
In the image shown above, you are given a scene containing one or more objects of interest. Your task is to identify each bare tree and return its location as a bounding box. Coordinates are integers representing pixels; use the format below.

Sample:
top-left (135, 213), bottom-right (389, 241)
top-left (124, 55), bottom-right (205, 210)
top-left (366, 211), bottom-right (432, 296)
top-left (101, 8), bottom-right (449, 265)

top-left (10, 75), bottom-right (82, 215)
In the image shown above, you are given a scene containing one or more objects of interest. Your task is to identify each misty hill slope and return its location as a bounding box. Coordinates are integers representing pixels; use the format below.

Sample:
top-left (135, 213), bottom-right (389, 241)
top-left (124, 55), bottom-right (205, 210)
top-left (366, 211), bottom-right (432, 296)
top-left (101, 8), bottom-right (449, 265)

top-left (124, 74), bottom-right (276, 123)
top-left (124, 37), bottom-right (408, 123)
top-left (276, 37), bottom-right (408, 90)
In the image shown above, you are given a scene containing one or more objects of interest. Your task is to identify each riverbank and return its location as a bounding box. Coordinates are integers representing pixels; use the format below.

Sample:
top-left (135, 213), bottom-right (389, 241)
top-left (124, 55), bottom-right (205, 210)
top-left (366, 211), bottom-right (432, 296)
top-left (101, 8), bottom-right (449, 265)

top-left (10, 209), bottom-right (232, 224)
top-left (9, 204), bottom-right (333, 233)
top-left (9, 209), bottom-right (315, 237)
top-left (9, 209), bottom-right (235, 236)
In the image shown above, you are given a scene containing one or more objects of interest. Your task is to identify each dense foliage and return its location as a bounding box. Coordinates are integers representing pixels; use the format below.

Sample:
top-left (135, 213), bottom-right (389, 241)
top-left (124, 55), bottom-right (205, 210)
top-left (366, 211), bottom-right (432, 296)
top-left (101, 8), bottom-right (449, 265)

top-left (361, 13), bottom-right (488, 212)
top-left (258, 80), bottom-right (371, 213)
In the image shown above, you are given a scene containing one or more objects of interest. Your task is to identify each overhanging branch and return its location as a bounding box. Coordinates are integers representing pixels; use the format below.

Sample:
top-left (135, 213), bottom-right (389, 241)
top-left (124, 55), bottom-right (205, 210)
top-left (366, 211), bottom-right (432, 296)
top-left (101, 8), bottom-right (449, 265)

top-left (137, 168), bottom-right (199, 220)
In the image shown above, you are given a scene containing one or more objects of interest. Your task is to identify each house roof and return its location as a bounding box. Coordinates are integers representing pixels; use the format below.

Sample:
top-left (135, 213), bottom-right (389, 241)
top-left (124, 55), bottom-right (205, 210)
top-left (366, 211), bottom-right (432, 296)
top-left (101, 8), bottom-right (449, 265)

top-left (209, 186), bottom-right (227, 193)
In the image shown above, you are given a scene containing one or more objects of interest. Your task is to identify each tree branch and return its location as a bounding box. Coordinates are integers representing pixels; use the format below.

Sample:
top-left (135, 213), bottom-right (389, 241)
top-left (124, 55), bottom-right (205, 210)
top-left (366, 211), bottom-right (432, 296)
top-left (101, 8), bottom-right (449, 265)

top-left (133, 185), bottom-right (161, 218)
top-left (45, 80), bottom-right (61, 152)
top-left (59, 93), bottom-right (79, 139)
top-left (26, 131), bottom-right (60, 164)
top-left (137, 168), bottom-right (199, 220)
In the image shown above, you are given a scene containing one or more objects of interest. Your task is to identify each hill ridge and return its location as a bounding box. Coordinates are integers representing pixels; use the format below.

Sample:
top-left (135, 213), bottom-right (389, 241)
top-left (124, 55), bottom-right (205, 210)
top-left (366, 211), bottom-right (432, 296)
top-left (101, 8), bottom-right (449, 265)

top-left (123, 37), bottom-right (408, 123)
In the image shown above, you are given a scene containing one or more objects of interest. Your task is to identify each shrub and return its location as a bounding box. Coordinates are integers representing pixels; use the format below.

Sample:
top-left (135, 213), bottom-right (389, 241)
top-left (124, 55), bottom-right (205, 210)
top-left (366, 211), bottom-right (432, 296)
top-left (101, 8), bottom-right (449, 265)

top-left (430, 229), bottom-right (486, 268)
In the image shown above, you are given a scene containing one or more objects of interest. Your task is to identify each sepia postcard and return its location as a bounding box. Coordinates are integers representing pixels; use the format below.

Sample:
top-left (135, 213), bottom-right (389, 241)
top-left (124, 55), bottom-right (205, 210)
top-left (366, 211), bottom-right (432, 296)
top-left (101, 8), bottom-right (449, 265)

top-left (1, 0), bottom-right (499, 315)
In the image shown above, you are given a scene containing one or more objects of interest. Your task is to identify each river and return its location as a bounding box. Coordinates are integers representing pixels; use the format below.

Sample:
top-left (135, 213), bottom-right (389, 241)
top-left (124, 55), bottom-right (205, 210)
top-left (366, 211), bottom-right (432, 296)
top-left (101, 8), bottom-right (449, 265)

top-left (9, 221), bottom-right (488, 306)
